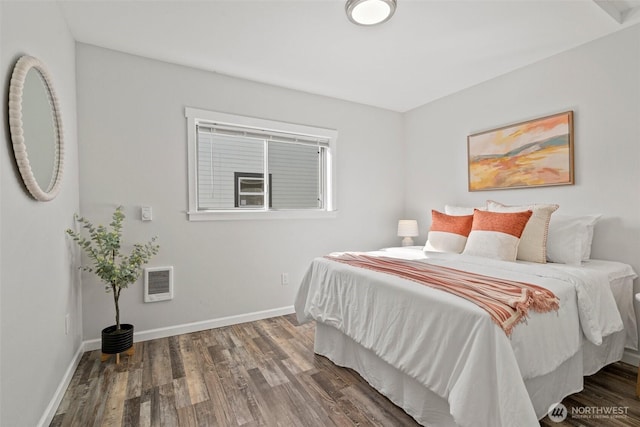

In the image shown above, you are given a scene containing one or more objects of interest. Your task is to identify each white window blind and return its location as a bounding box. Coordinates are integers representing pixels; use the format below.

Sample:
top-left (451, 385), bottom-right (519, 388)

top-left (186, 108), bottom-right (337, 220)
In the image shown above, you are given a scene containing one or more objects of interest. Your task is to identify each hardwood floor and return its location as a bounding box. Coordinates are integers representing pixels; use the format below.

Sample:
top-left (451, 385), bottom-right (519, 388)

top-left (52, 315), bottom-right (640, 426)
top-left (539, 362), bottom-right (640, 427)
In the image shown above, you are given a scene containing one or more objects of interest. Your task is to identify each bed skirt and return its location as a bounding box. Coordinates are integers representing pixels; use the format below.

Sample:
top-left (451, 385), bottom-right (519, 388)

top-left (314, 322), bottom-right (625, 427)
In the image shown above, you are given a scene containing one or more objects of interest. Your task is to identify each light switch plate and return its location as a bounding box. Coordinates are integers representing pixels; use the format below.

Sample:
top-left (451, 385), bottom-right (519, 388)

top-left (141, 206), bottom-right (153, 221)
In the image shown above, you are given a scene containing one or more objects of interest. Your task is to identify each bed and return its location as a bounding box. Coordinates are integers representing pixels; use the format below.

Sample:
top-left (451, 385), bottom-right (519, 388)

top-left (294, 246), bottom-right (637, 427)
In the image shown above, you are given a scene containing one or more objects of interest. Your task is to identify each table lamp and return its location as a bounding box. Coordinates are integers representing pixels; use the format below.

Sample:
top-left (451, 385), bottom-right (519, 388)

top-left (397, 219), bottom-right (419, 246)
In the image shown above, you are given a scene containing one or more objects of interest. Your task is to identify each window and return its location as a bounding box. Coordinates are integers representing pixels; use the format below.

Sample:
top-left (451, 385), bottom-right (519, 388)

top-left (186, 108), bottom-right (337, 220)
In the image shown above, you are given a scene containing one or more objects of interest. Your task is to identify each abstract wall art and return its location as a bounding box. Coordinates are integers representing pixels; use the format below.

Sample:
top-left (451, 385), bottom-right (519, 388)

top-left (468, 111), bottom-right (574, 191)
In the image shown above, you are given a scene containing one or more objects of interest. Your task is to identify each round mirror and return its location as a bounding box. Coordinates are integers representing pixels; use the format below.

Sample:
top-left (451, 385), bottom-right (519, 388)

top-left (8, 55), bottom-right (64, 201)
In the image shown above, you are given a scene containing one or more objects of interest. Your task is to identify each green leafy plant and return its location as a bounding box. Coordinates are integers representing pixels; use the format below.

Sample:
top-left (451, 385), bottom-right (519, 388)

top-left (66, 206), bottom-right (159, 330)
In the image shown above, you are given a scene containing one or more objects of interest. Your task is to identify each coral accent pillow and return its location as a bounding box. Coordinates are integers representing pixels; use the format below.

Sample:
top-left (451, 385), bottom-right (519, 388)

top-left (463, 209), bottom-right (533, 261)
top-left (486, 200), bottom-right (559, 263)
top-left (424, 210), bottom-right (473, 253)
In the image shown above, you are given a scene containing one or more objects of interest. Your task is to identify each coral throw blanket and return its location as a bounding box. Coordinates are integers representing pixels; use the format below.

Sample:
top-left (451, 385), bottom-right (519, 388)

top-left (326, 253), bottom-right (559, 335)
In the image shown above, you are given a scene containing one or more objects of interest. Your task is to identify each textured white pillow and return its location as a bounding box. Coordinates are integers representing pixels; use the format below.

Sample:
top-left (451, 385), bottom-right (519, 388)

top-left (581, 222), bottom-right (598, 261)
top-left (444, 205), bottom-right (484, 216)
top-left (486, 200), bottom-right (559, 263)
top-left (546, 214), bottom-right (601, 265)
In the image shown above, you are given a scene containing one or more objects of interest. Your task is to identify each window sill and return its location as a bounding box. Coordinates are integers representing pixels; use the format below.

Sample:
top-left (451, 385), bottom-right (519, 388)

top-left (187, 209), bottom-right (338, 221)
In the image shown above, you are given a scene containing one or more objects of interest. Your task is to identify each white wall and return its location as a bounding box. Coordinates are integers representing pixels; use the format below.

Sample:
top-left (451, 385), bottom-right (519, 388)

top-left (404, 25), bottom-right (640, 345)
top-left (0, 2), bottom-right (81, 427)
top-left (76, 44), bottom-right (405, 341)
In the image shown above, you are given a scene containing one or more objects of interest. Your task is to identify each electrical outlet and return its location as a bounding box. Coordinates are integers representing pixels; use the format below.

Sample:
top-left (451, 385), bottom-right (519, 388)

top-left (281, 273), bottom-right (289, 286)
top-left (65, 314), bottom-right (70, 335)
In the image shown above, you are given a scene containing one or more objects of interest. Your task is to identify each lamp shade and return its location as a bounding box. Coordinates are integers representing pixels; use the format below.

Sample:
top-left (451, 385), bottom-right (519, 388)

top-left (346, 0), bottom-right (397, 26)
top-left (397, 219), bottom-right (418, 237)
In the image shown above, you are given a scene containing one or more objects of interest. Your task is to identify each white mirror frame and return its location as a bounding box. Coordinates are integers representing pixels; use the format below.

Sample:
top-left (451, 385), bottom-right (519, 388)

top-left (8, 55), bottom-right (64, 201)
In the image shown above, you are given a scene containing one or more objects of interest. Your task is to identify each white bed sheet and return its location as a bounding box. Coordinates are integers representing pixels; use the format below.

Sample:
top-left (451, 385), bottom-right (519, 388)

top-left (550, 259), bottom-right (638, 351)
top-left (382, 247), bottom-right (638, 350)
top-left (295, 247), bottom-right (634, 427)
top-left (314, 323), bottom-right (626, 426)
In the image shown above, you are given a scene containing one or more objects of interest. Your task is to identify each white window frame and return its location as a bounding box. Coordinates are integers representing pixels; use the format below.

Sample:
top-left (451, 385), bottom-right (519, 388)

top-left (186, 107), bottom-right (338, 221)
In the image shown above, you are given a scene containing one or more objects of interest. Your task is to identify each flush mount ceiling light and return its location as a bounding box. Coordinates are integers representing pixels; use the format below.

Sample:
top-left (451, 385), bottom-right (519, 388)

top-left (346, 0), bottom-right (397, 26)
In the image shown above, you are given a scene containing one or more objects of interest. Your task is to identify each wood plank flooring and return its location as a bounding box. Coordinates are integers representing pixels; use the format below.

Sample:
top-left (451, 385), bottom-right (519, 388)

top-left (540, 361), bottom-right (640, 427)
top-left (51, 315), bottom-right (640, 426)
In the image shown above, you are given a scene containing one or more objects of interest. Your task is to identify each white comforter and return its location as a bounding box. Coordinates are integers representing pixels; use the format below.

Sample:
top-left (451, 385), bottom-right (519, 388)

top-left (294, 249), bottom-right (624, 427)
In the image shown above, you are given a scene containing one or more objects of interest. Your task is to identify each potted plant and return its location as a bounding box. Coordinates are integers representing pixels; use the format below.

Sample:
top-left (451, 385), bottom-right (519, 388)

top-left (66, 206), bottom-right (159, 360)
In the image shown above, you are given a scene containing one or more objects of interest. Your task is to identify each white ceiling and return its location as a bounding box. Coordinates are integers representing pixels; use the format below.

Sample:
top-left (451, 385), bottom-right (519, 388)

top-left (58, 0), bottom-right (640, 113)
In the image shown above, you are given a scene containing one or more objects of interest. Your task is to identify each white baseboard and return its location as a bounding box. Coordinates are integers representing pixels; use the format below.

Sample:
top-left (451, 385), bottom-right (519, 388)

top-left (37, 344), bottom-right (85, 427)
top-left (622, 349), bottom-right (640, 367)
top-left (82, 305), bottom-right (295, 351)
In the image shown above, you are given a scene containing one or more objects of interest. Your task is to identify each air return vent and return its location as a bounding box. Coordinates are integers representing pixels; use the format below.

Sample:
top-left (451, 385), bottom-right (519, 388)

top-left (144, 266), bottom-right (173, 302)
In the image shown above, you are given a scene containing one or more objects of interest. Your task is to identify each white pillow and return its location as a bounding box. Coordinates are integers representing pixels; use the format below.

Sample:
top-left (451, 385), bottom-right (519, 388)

top-left (546, 214), bottom-right (601, 265)
top-left (486, 200), bottom-right (559, 263)
top-left (444, 205), bottom-right (484, 216)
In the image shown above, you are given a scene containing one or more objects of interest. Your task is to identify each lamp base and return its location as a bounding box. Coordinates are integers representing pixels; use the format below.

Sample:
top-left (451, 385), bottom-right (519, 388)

top-left (401, 237), bottom-right (414, 247)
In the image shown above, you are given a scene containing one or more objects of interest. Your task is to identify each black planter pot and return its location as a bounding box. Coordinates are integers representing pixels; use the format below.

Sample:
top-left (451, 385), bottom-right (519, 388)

top-left (101, 323), bottom-right (134, 354)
